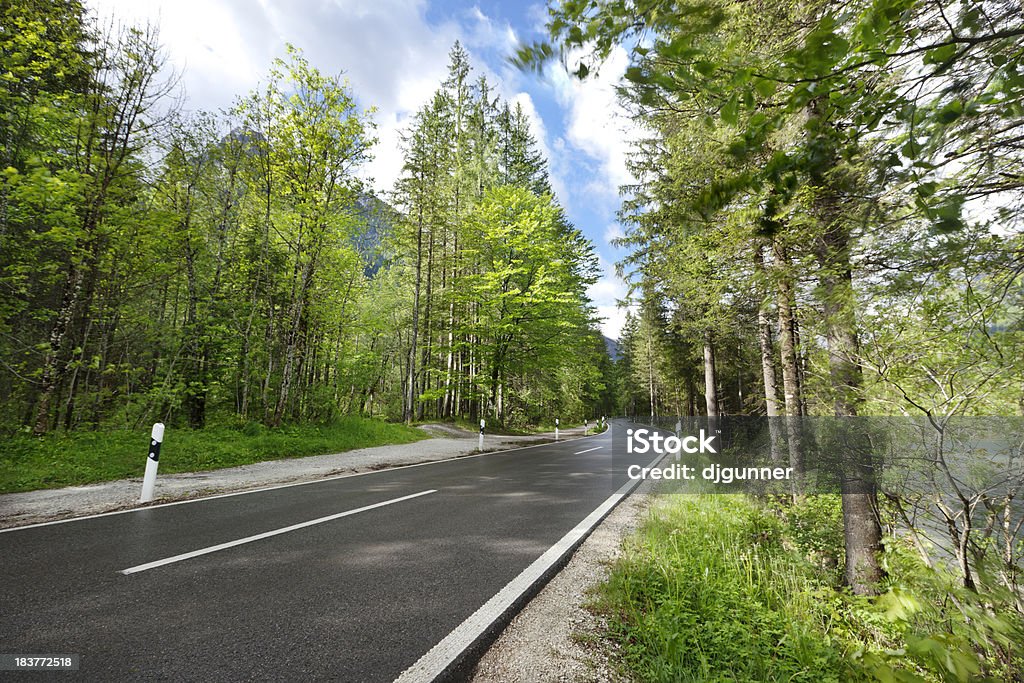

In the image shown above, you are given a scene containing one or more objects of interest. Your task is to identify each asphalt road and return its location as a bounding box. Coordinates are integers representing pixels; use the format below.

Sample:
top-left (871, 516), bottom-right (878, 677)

top-left (0, 420), bottom-right (650, 681)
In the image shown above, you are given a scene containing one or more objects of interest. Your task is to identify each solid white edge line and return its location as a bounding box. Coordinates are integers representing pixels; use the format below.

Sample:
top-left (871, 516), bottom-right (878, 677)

top-left (393, 451), bottom-right (662, 683)
top-left (120, 489), bottom-right (436, 575)
top-left (0, 427), bottom-right (611, 534)
top-left (573, 446), bottom-right (603, 455)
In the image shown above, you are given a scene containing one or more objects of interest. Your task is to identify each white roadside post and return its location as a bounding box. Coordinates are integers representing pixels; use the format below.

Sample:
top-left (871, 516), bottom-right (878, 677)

top-left (140, 422), bottom-right (164, 503)
top-left (675, 419), bottom-right (682, 437)
top-left (555, 418), bottom-right (559, 441)
top-left (479, 418), bottom-right (485, 451)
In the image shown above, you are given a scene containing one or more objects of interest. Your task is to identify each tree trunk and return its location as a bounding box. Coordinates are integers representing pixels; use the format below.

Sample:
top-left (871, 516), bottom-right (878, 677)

top-left (405, 210), bottom-right (424, 423)
top-left (647, 325), bottom-right (656, 419)
top-left (813, 145), bottom-right (884, 594)
top-left (755, 249), bottom-right (783, 464)
top-left (703, 330), bottom-right (719, 418)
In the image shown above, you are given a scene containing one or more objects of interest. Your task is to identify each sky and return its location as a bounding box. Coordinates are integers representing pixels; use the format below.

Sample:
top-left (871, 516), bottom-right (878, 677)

top-left (85, 0), bottom-right (639, 339)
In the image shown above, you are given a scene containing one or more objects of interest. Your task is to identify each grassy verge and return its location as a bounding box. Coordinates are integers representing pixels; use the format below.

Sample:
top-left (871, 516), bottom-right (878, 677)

top-left (0, 416), bottom-right (429, 494)
top-left (592, 494), bottom-right (1023, 682)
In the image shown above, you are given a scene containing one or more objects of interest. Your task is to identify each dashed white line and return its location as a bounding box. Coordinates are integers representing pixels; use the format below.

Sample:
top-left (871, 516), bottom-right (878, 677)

top-left (573, 446), bottom-right (603, 455)
top-left (120, 489), bottom-right (436, 575)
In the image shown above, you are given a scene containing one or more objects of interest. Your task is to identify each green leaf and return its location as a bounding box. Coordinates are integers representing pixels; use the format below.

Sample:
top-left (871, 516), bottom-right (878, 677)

top-left (934, 99), bottom-right (963, 124)
top-left (721, 93), bottom-right (739, 125)
top-left (753, 78), bottom-right (776, 98)
top-left (923, 43), bottom-right (957, 65)
top-left (693, 60), bottom-right (715, 77)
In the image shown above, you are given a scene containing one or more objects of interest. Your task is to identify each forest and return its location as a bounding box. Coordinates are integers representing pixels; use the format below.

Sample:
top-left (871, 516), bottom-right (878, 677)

top-left (0, 0), bottom-right (613, 439)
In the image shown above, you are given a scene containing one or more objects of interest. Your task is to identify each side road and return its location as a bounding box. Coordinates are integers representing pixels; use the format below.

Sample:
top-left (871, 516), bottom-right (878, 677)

top-left (0, 424), bottom-right (589, 529)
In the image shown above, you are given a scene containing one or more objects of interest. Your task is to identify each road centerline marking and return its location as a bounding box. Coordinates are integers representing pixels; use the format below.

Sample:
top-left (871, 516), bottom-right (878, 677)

top-left (119, 489), bottom-right (436, 575)
top-left (573, 446), bottom-right (603, 455)
top-left (1, 429), bottom-right (608, 535)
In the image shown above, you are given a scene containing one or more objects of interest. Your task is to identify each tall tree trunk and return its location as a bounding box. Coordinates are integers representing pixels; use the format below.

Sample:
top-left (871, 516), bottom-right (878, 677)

top-left (33, 251), bottom-right (88, 434)
top-left (819, 225), bottom-right (884, 594)
top-left (755, 248), bottom-right (783, 464)
top-left (703, 330), bottom-right (719, 418)
top-left (647, 325), bottom-right (656, 419)
top-left (773, 241), bottom-right (806, 493)
top-left (773, 242), bottom-right (802, 418)
top-left (811, 112), bottom-right (883, 593)
top-left (405, 209), bottom-right (424, 424)
top-left (273, 254), bottom-right (315, 427)
top-left (419, 222), bottom-right (434, 421)
top-left (755, 249), bottom-right (780, 419)
top-left (183, 234), bottom-right (206, 429)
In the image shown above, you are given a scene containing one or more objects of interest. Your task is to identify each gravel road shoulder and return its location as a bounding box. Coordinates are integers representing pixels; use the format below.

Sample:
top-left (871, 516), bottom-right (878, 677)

top-left (0, 424), bottom-right (591, 529)
top-left (470, 481), bottom-right (657, 683)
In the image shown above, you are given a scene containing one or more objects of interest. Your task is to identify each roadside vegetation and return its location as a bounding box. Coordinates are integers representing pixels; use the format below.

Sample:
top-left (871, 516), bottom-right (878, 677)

top-left (0, 416), bottom-right (427, 493)
top-left (0, 3), bottom-right (614, 452)
top-left (594, 494), bottom-right (1023, 682)
top-left (522, 0), bottom-right (1024, 668)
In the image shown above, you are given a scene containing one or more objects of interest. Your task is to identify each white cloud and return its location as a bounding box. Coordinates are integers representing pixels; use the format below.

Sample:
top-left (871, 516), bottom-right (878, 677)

top-left (464, 5), bottom-right (519, 55)
top-left (85, 0), bottom-right (463, 195)
top-left (547, 46), bottom-right (643, 204)
top-left (588, 255), bottom-right (634, 339)
top-left (603, 223), bottom-right (625, 246)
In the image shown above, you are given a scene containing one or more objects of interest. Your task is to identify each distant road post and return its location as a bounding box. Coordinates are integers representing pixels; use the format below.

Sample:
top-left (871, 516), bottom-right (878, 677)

top-left (555, 418), bottom-right (559, 441)
top-left (140, 423), bottom-right (164, 503)
top-left (479, 419), bottom-right (485, 451)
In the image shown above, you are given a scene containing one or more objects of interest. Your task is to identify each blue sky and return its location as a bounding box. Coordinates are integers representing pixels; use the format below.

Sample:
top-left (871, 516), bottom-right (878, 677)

top-left (86, 0), bottom-right (638, 338)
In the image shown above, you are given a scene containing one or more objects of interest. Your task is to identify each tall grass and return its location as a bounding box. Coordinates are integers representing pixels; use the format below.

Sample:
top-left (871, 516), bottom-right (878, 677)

top-left (594, 495), bottom-right (853, 682)
top-left (594, 494), bottom-right (1024, 682)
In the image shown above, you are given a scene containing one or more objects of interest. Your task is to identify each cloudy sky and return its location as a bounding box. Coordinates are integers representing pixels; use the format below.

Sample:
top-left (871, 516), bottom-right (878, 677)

top-left (86, 0), bottom-right (638, 339)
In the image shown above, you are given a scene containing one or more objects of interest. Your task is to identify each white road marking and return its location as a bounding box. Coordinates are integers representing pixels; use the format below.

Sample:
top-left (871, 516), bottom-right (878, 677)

top-left (119, 489), bottom-right (436, 575)
top-left (0, 429), bottom-right (610, 534)
top-left (394, 451), bottom-right (663, 683)
top-left (573, 446), bottom-right (603, 455)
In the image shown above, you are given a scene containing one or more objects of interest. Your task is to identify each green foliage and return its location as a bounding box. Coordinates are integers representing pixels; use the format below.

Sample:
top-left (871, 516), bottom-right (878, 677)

top-left (596, 495), bottom-right (1024, 682)
top-left (595, 495), bottom-right (854, 681)
top-left (391, 45), bottom-right (606, 427)
top-left (0, 416), bottom-right (427, 493)
top-left (0, 3), bottom-right (610, 488)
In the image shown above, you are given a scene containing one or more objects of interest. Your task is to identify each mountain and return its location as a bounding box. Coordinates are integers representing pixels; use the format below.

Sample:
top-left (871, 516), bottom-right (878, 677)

top-left (603, 336), bottom-right (621, 361)
top-left (351, 193), bottom-right (395, 278)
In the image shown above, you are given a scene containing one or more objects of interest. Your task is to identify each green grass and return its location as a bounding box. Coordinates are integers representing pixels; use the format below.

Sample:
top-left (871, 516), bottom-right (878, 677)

top-left (0, 416), bottom-right (429, 494)
top-left (592, 494), bottom-right (1024, 682)
top-left (594, 495), bottom-right (855, 682)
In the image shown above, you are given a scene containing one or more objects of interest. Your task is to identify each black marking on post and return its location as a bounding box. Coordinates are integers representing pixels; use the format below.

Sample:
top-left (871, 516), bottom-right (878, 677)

top-left (148, 440), bottom-right (161, 462)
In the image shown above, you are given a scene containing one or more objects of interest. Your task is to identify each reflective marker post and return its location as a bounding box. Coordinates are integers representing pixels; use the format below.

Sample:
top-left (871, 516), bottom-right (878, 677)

top-left (555, 418), bottom-right (559, 441)
top-left (140, 422), bottom-right (164, 503)
top-left (479, 419), bottom-right (485, 451)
